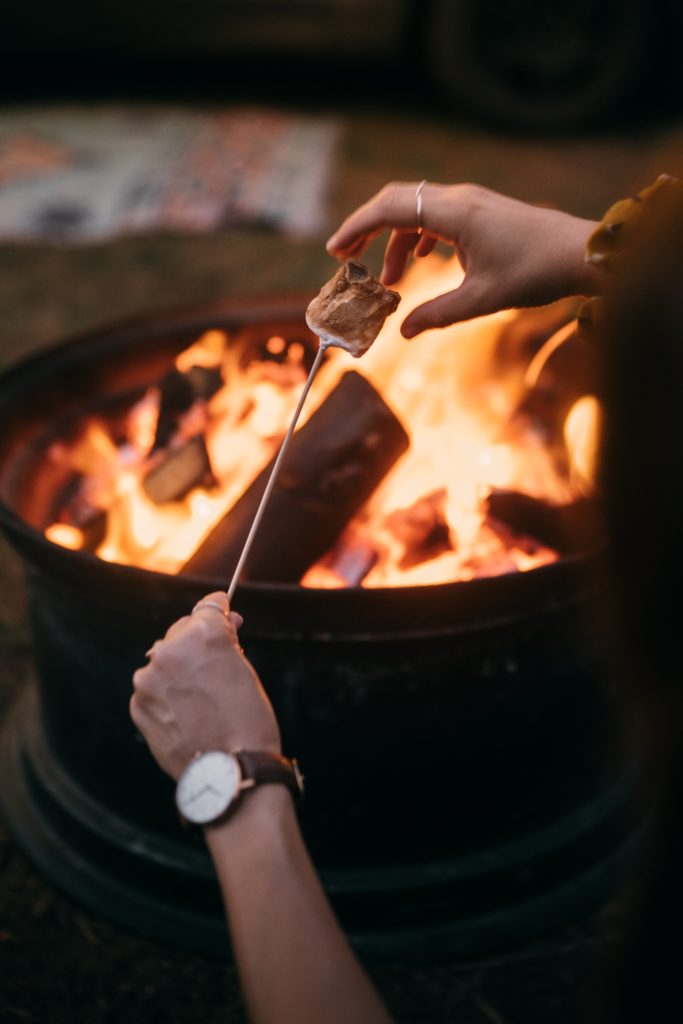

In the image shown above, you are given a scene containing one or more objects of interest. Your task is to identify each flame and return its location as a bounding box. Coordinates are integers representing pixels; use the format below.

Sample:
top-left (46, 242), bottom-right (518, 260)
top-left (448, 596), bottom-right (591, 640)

top-left (175, 329), bottom-right (227, 372)
top-left (43, 254), bottom-right (594, 586)
top-left (127, 389), bottom-right (160, 455)
top-left (564, 395), bottom-right (601, 495)
top-left (301, 255), bottom-right (571, 586)
top-left (45, 523), bottom-right (83, 550)
top-left (524, 320), bottom-right (577, 389)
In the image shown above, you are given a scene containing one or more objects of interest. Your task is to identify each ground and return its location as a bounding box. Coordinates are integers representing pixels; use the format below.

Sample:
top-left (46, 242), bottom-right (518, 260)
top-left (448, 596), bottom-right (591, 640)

top-left (0, 92), bottom-right (673, 1022)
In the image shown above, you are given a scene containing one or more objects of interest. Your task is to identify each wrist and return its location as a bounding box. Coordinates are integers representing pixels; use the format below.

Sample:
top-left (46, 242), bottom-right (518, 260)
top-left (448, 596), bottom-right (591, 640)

top-left (564, 215), bottom-right (602, 297)
top-left (204, 784), bottom-right (296, 857)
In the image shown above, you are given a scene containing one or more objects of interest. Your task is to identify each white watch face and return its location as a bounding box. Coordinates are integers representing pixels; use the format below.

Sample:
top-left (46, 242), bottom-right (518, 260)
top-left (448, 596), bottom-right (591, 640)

top-left (176, 751), bottom-right (240, 825)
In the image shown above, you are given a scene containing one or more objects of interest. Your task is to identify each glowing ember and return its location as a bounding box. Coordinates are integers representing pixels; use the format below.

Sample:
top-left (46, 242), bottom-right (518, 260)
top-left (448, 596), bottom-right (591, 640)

top-left (43, 254), bottom-right (600, 587)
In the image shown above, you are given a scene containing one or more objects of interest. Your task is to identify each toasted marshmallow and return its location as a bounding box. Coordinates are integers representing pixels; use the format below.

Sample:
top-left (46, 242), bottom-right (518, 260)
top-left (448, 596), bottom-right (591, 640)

top-left (306, 260), bottom-right (400, 358)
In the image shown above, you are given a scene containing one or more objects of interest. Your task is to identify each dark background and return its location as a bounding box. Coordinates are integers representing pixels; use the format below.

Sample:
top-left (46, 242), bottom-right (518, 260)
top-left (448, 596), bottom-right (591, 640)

top-left (2, 0), bottom-right (681, 131)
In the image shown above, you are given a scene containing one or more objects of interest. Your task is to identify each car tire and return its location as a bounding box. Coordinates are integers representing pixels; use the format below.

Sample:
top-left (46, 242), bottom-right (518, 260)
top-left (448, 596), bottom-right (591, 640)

top-left (425, 0), bottom-right (653, 131)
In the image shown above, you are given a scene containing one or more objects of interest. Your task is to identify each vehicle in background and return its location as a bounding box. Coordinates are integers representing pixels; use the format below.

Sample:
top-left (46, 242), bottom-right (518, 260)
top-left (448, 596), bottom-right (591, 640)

top-left (3, 1), bottom-right (667, 131)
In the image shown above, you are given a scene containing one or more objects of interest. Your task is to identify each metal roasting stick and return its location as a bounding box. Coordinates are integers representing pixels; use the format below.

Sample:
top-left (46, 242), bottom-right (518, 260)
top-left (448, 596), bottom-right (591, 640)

top-left (226, 344), bottom-right (327, 603)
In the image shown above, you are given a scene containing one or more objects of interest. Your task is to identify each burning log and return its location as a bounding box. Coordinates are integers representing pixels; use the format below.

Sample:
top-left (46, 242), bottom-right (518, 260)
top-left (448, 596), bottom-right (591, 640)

top-left (384, 488), bottom-right (455, 569)
top-left (486, 490), bottom-right (602, 556)
top-left (153, 365), bottom-right (223, 450)
top-left (182, 371), bottom-right (409, 584)
top-left (143, 435), bottom-right (214, 505)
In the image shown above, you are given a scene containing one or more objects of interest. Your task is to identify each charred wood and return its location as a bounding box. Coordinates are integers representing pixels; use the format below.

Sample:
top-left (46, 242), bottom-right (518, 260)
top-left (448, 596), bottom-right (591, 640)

top-left (143, 435), bottom-right (214, 505)
top-left (384, 488), bottom-right (455, 569)
top-left (486, 490), bottom-right (602, 556)
top-left (185, 365), bottom-right (224, 401)
top-left (181, 371), bottom-right (409, 584)
top-left (153, 365), bottom-right (223, 450)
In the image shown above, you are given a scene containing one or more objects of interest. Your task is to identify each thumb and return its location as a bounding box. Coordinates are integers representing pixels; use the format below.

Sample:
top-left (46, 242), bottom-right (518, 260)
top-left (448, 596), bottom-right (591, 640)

top-left (401, 279), bottom-right (491, 338)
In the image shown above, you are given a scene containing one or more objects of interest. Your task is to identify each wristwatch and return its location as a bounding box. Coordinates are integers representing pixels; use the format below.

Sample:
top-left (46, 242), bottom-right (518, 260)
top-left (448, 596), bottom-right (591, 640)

top-left (175, 749), bottom-right (304, 828)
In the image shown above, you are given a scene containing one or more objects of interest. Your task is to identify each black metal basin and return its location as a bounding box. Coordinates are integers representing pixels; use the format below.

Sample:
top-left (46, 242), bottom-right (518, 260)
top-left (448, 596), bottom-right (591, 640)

top-left (0, 299), bottom-right (635, 960)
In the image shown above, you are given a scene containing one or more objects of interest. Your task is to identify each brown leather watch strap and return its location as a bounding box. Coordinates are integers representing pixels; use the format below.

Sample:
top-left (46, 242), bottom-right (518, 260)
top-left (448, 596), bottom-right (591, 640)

top-left (236, 750), bottom-right (304, 802)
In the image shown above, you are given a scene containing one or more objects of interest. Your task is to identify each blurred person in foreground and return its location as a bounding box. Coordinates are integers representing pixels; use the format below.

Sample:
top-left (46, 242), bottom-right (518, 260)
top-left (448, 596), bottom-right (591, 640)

top-left (130, 178), bottom-right (683, 1024)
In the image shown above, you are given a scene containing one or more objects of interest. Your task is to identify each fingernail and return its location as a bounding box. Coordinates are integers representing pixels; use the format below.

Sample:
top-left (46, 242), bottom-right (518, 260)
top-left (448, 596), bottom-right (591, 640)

top-left (401, 325), bottom-right (416, 340)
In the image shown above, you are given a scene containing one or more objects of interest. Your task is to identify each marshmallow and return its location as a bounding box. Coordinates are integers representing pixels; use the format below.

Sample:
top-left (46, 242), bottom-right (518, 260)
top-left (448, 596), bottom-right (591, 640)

top-left (306, 260), bottom-right (400, 358)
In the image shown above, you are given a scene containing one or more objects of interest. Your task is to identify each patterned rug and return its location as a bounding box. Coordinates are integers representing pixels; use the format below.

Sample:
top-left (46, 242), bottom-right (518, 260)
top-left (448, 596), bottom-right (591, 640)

top-left (0, 106), bottom-right (341, 243)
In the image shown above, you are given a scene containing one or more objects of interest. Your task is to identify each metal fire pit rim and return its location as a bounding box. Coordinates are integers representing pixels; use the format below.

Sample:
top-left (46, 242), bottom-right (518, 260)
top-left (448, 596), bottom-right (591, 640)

top-left (0, 289), bottom-right (319, 387)
top-left (0, 293), bottom-right (600, 639)
top-left (0, 501), bottom-right (597, 641)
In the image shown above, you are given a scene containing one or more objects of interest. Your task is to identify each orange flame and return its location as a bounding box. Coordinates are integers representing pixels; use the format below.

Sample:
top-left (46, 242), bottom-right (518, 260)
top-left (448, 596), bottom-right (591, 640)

top-left (564, 395), bottom-right (601, 495)
top-left (44, 255), bottom-right (594, 586)
top-left (45, 523), bottom-right (83, 550)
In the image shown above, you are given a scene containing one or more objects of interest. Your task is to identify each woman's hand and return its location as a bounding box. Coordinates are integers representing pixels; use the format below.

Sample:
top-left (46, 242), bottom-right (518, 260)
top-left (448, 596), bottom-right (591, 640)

top-left (132, 595), bottom-right (393, 1024)
top-left (327, 181), bottom-right (601, 338)
top-left (130, 592), bottom-right (280, 781)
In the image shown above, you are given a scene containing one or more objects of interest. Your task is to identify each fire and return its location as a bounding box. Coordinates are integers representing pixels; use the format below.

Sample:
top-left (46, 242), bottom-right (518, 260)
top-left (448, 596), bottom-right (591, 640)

top-left (45, 523), bottom-right (83, 550)
top-left (564, 395), bottom-right (601, 495)
top-left (44, 254), bottom-right (599, 587)
top-left (175, 328), bottom-right (226, 372)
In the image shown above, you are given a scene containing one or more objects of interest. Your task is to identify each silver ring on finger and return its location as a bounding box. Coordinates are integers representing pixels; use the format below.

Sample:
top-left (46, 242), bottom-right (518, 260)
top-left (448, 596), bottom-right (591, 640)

top-left (192, 600), bottom-right (228, 618)
top-left (415, 179), bottom-right (427, 231)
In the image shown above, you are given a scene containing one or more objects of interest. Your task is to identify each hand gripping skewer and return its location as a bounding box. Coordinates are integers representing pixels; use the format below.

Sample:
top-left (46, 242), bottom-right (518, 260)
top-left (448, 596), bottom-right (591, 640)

top-left (226, 344), bottom-right (326, 603)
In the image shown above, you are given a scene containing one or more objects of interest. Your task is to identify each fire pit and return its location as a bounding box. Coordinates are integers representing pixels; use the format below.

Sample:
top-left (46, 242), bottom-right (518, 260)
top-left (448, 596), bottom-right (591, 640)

top-left (0, 257), bottom-right (634, 960)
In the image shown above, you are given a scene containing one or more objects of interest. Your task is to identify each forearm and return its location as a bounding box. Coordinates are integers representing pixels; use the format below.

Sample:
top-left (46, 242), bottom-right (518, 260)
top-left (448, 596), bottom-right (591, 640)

top-left (205, 787), bottom-right (392, 1024)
